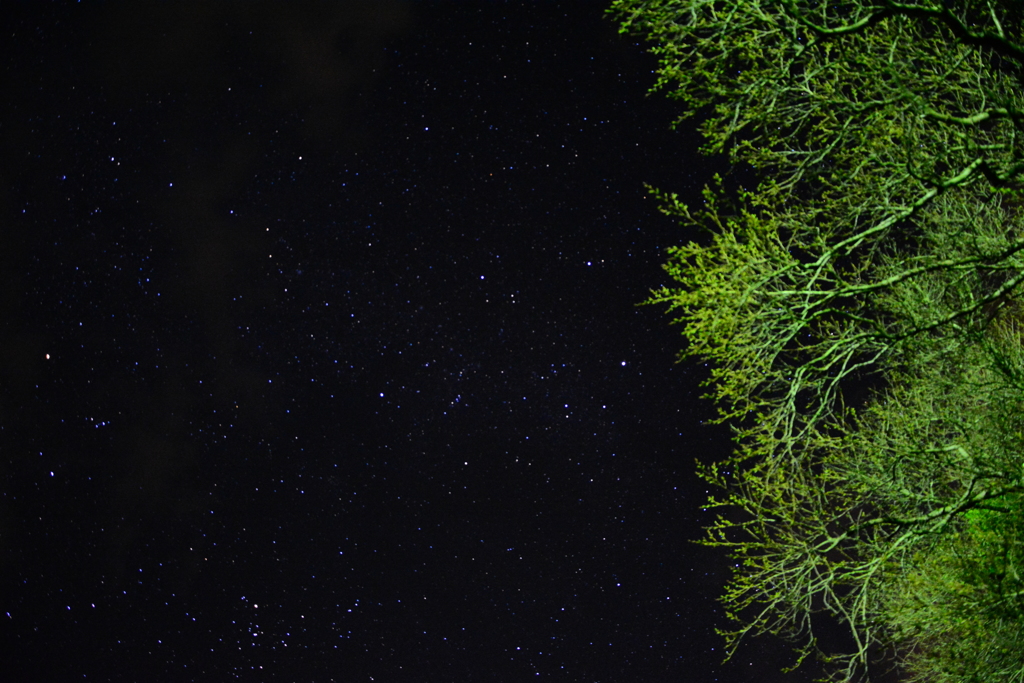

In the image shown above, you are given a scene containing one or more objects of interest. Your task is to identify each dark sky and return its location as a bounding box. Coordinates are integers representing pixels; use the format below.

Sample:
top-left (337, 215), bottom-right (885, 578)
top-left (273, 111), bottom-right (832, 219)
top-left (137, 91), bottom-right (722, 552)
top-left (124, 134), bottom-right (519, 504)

top-left (1, 1), bottom-right (822, 681)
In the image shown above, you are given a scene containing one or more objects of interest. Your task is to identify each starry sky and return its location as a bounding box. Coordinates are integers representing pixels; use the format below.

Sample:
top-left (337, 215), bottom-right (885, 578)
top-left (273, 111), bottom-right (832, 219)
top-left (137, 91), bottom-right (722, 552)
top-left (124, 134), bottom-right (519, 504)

top-left (1, 1), bottom-right (822, 681)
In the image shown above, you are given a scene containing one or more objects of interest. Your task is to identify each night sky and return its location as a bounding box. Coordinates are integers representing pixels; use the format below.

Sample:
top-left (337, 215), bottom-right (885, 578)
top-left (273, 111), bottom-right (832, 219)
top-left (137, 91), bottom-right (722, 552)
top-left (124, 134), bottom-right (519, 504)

top-left (1, 2), bottom-right (820, 681)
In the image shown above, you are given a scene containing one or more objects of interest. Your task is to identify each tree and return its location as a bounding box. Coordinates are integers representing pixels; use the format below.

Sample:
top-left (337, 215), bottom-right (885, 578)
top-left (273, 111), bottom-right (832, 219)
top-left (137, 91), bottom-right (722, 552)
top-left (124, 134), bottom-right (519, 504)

top-left (608, 1), bottom-right (1024, 680)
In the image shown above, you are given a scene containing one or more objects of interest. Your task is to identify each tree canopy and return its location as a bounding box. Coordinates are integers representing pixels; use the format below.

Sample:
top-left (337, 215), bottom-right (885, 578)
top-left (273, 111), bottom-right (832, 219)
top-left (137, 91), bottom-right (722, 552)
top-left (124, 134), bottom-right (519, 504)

top-left (609, 1), bottom-right (1024, 681)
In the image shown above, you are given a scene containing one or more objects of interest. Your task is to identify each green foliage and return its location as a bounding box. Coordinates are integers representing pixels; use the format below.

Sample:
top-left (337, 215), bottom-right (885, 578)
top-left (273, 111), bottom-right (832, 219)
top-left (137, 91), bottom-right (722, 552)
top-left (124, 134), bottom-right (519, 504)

top-left (610, 1), bottom-right (1024, 681)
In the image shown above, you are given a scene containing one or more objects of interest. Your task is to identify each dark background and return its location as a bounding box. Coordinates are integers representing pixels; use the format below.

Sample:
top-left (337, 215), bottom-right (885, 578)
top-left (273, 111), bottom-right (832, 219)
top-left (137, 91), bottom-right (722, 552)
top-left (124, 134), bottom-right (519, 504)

top-left (1, 1), bottom-right (823, 681)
